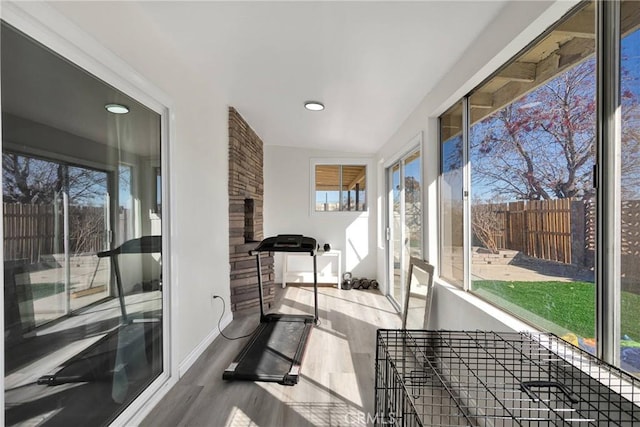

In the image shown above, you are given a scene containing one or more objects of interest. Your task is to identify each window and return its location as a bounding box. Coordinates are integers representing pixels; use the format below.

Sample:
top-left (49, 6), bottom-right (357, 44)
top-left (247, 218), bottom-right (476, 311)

top-left (439, 2), bottom-right (602, 356)
top-left (467, 1), bottom-right (596, 347)
top-left (619, 0), bottom-right (640, 371)
top-left (314, 163), bottom-right (367, 212)
top-left (440, 102), bottom-right (464, 286)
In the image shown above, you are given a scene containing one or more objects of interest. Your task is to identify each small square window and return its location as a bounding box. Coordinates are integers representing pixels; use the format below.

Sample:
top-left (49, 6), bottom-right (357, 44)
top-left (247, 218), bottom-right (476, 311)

top-left (314, 164), bottom-right (366, 212)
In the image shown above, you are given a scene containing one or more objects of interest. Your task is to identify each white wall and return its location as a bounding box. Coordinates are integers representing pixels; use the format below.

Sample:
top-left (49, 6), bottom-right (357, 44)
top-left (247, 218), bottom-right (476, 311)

top-left (375, 0), bottom-right (581, 330)
top-left (264, 146), bottom-right (377, 281)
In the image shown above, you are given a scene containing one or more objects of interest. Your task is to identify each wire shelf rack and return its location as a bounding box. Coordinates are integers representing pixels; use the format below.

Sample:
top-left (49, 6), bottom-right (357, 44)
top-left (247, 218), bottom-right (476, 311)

top-left (374, 330), bottom-right (640, 426)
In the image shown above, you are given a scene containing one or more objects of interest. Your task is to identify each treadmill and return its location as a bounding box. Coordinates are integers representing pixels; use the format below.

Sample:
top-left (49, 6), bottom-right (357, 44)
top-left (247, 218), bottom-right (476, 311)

top-left (36, 236), bottom-right (162, 400)
top-left (223, 234), bottom-right (318, 386)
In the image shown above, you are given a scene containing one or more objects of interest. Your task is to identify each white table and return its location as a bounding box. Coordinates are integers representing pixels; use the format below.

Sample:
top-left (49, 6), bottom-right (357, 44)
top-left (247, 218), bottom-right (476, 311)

top-left (282, 249), bottom-right (342, 289)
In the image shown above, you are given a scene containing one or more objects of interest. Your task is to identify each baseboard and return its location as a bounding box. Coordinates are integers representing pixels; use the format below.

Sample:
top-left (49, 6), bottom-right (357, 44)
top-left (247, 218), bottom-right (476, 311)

top-left (178, 311), bottom-right (233, 378)
top-left (119, 375), bottom-right (179, 426)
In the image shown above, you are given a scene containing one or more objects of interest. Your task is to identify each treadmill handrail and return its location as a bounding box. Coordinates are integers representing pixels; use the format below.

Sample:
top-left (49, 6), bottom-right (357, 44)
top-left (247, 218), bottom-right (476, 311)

top-left (97, 235), bottom-right (161, 258)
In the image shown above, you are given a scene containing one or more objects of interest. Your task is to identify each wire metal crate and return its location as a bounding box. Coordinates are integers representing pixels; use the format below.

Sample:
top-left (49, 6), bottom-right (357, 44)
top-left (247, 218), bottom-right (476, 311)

top-left (375, 330), bottom-right (640, 426)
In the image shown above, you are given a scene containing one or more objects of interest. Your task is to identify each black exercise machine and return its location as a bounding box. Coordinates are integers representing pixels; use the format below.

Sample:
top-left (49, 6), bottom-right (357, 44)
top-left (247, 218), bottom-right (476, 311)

top-left (223, 234), bottom-right (318, 386)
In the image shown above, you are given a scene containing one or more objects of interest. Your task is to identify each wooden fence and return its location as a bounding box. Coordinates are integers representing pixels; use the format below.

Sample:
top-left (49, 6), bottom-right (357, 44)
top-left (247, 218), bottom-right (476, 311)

top-left (4, 203), bottom-right (60, 264)
top-left (475, 198), bottom-right (574, 264)
top-left (3, 203), bottom-right (107, 264)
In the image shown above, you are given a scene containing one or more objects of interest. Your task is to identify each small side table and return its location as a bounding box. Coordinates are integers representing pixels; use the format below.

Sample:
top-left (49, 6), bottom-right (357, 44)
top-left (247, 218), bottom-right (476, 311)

top-left (282, 249), bottom-right (342, 289)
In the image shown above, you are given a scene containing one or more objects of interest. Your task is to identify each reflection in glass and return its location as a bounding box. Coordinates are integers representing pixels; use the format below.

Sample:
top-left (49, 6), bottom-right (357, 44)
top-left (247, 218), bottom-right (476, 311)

top-left (68, 165), bottom-right (110, 312)
top-left (402, 258), bottom-right (435, 330)
top-left (3, 23), bottom-right (163, 425)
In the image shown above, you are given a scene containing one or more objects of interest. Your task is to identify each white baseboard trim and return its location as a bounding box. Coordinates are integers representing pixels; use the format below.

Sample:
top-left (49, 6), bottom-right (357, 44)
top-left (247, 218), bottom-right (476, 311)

top-left (178, 312), bottom-right (233, 378)
top-left (119, 375), bottom-right (179, 427)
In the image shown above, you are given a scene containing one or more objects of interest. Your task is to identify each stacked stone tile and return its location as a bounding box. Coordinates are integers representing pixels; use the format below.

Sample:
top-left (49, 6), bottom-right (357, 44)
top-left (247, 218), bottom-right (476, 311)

top-left (228, 107), bottom-right (274, 312)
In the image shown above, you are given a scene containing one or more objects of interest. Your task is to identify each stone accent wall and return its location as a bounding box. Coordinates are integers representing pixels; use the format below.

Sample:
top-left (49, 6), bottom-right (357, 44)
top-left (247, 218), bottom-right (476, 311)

top-left (228, 107), bottom-right (274, 312)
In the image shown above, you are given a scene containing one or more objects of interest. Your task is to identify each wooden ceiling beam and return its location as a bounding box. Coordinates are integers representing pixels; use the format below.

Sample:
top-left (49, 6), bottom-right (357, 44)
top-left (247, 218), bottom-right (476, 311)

top-left (554, 8), bottom-right (595, 39)
top-left (345, 168), bottom-right (366, 190)
top-left (470, 92), bottom-right (493, 109)
top-left (497, 62), bottom-right (537, 83)
top-left (622, 1), bottom-right (640, 35)
top-left (440, 113), bottom-right (462, 141)
top-left (558, 36), bottom-right (594, 68)
top-left (472, 36), bottom-right (594, 125)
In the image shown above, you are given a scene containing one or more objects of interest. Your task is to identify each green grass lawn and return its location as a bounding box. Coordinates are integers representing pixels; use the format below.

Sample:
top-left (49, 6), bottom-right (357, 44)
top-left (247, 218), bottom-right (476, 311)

top-left (473, 280), bottom-right (640, 341)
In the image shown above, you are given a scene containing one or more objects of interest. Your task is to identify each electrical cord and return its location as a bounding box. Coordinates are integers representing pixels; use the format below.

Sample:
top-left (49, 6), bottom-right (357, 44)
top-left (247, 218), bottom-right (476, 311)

top-left (213, 295), bottom-right (259, 340)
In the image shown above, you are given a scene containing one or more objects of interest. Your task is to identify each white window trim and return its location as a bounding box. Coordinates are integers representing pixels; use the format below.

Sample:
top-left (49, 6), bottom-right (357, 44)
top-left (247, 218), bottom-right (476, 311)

top-left (309, 157), bottom-right (374, 217)
top-left (1, 3), bottom-right (176, 426)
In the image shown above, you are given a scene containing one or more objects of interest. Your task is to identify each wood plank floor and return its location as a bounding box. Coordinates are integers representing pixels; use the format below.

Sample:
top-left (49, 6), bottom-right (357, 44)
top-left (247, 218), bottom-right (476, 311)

top-left (142, 286), bottom-right (401, 426)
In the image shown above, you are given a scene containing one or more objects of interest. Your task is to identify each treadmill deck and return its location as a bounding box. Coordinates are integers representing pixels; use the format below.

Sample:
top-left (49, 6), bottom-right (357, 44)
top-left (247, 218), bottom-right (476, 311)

top-left (223, 314), bottom-right (314, 385)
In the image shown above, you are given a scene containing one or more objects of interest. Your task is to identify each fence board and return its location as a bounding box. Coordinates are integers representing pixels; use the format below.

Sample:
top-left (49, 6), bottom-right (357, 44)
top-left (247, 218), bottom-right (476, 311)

top-left (475, 198), bottom-right (573, 264)
top-left (3, 203), bottom-right (106, 263)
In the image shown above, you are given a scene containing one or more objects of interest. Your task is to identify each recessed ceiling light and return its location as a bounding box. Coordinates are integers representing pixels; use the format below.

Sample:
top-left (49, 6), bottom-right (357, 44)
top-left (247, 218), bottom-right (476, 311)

top-left (304, 101), bottom-right (324, 111)
top-left (105, 103), bottom-right (130, 114)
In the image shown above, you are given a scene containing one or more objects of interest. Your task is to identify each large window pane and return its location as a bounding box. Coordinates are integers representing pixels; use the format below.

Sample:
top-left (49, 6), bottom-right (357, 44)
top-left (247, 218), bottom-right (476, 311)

top-left (440, 102), bottom-right (464, 286)
top-left (3, 23), bottom-right (163, 425)
top-left (469, 2), bottom-right (596, 348)
top-left (620, 0), bottom-right (640, 375)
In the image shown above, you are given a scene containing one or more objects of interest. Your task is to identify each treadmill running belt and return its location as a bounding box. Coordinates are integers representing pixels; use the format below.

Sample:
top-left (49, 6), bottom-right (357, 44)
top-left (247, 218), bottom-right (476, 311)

top-left (226, 317), bottom-right (312, 385)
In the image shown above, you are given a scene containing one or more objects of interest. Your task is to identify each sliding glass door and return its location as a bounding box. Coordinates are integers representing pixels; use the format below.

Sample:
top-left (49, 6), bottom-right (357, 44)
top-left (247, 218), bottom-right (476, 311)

top-left (387, 149), bottom-right (423, 309)
top-left (3, 22), bottom-right (163, 426)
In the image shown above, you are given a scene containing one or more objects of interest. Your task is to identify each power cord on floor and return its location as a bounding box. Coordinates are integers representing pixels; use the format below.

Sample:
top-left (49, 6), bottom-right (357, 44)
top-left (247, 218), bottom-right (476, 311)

top-left (213, 295), bottom-right (259, 340)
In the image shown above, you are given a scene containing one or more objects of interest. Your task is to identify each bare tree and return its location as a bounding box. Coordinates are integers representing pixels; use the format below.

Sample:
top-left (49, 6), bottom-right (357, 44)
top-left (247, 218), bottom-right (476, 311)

top-left (3, 153), bottom-right (108, 256)
top-left (69, 206), bottom-right (106, 254)
top-left (471, 59), bottom-right (597, 202)
top-left (2, 154), bottom-right (63, 204)
top-left (403, 176), bottom-right (422, 230)
top-left (3, 153), bottom-right (107, 206)
top-left (471, 201), bottom-right (504, 253)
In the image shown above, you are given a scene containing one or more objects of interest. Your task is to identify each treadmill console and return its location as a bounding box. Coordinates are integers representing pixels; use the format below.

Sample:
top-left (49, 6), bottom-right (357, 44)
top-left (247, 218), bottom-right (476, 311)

top-left (273, 234), bottom-right (303, 248)
top-left (252, 234), bottom-right (317, 254)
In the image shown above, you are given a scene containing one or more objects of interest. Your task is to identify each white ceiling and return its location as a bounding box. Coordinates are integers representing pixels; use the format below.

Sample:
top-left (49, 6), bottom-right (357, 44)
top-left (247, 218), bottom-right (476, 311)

top-left (40, 1), bottom-right (510, 154)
